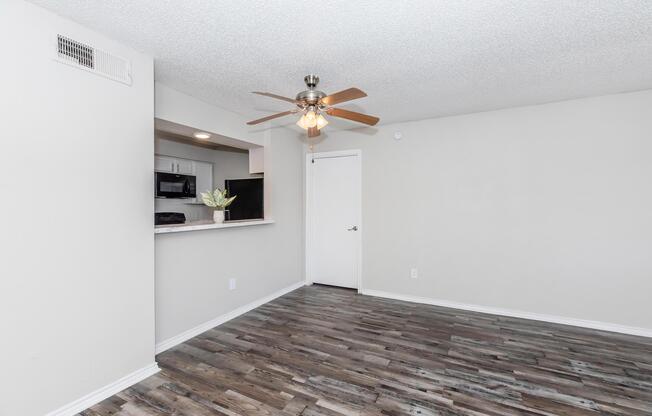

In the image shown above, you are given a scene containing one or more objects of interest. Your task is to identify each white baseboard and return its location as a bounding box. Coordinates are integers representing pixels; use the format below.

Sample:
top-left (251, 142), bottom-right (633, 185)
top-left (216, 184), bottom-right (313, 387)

top-left (45, 362), bottom-right (160, 416)
top-left (360, 289), bottom-right (652, 338)
top-left (156, 281), bottom-right (306, 354)
top-left (46, 282), bottom-right (306, 415)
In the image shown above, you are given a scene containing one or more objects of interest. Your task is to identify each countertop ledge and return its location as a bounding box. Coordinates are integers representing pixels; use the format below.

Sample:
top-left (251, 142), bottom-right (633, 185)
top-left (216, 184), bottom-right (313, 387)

top-left (155, 219), bottom-right (274, 234)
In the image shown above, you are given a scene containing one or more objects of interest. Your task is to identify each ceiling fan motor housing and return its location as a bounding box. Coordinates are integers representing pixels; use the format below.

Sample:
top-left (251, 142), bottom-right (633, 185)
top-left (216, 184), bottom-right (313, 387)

top-left (296, 89), bottom-right (326, 106)
top-left (295, 74), bottom-right (327, 107)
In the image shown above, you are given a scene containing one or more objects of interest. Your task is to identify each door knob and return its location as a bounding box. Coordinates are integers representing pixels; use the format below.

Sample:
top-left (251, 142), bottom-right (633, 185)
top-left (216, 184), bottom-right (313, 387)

top-left (347, 226), bottom-right (358, 231)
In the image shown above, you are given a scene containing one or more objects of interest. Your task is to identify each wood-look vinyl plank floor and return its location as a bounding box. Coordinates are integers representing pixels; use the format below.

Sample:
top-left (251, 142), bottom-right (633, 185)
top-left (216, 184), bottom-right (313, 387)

top-left (78, 285), bottom-right (652, 415)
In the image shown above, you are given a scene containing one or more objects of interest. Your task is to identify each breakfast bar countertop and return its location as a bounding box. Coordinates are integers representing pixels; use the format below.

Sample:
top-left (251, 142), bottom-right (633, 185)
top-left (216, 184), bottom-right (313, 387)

top-left (155, 219), bottom-right (274, 234)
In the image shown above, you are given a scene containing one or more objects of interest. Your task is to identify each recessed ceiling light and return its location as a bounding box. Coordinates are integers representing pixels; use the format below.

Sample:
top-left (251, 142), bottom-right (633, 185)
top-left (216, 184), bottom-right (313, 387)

top-left (193, 132), bottom-right (211, 139)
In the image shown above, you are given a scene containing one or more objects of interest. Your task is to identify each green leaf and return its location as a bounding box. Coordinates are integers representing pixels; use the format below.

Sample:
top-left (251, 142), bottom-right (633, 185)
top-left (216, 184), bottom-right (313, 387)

top-left (224, 195), bottom-right (237, 207)
top-left (201, 191), bottom-right (217, 207)
top-left (203, 188), bottom-right (237, 209)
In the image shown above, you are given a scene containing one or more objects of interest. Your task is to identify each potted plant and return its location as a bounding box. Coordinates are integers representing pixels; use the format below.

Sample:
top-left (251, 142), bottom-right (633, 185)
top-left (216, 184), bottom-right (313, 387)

top-left (200, 188), bottom-right (237, 223)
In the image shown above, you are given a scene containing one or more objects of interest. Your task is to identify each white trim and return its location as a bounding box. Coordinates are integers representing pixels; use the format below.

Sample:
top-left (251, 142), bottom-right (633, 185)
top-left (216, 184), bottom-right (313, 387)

top-left (155, 281), bottom-right (306, 354)
top-left (361, 289), bottom-right (652, 338)
top-left (305, 149), bottom-right (363, 292)
top-left (45, 362), bottom-right (160, 416)
top-left (307, 149), bottom-right (363, 159)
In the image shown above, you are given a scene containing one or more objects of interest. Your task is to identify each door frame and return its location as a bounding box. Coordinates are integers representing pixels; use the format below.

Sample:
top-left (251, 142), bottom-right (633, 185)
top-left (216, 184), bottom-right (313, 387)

top-left (305, 149), bottom-right (362, 292)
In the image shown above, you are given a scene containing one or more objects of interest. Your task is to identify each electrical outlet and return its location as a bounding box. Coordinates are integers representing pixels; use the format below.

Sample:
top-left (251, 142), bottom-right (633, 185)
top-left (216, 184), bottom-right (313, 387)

top-left (410, 268), bottom-right (418, 279)
top-left (229, 278), bottom-right (237, 290)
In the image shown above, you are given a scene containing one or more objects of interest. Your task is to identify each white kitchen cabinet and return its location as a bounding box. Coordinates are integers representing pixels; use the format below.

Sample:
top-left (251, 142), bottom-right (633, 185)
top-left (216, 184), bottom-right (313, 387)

top-left (155, 155), bottom-right (176, 173)
top-left (176, 159), bottom-right (194, 175)
top-left (155, 155), bottom-right (195, 174)
top-left (249, 147), bottom-right (264, 174)
top-left (192, 161), bottom-right (213, 202)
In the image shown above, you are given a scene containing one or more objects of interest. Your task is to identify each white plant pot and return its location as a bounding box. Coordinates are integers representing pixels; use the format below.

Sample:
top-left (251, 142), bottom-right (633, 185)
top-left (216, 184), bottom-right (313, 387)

top-left (213, 210), bottom-right (224, 223)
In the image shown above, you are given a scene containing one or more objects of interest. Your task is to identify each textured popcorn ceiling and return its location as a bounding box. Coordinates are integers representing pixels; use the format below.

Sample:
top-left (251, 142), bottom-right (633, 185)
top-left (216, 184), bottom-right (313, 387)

top-left (31, 0), bottom-right (652, 127)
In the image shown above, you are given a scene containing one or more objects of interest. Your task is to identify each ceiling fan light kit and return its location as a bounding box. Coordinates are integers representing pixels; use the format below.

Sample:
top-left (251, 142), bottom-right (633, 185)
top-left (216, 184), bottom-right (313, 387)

top-left (246, 75), bottom-right (379, 138)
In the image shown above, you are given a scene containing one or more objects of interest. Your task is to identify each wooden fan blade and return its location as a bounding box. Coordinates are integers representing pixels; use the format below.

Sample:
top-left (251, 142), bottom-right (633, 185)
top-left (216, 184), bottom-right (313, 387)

top-left (252, 91), bottom-right (298, 104)
top-left (321, 88), bottom-right (367, 106)
top-left (326, 107), bottom-right (379, 126)
top-left (308, 127), bottom-right (320, 138)
top-left (246, 110), bottom-right (295, 125)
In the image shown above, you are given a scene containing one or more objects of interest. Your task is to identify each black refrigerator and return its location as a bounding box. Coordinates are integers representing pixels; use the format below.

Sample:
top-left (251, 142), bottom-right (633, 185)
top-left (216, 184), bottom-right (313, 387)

top-left (224, 178), bottom-right (264, 221)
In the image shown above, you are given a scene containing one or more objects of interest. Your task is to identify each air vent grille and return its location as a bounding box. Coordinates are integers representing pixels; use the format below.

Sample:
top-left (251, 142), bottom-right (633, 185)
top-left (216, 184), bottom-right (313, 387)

top-left (58, 35), bottom-right (94, 68)
top-left (55, 34), bottom-right (132, 85)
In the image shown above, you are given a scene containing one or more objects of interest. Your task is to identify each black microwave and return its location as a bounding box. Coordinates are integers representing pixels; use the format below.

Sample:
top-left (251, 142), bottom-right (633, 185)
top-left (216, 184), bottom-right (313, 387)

top-left (155, 172), bottom-right (196, 199)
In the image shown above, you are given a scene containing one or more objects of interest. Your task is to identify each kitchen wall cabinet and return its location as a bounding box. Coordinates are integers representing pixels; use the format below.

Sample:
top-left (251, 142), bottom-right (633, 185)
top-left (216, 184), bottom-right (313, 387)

top-left (155, 155), bottom-right (176, 173)
top-left (155, 155), bottom-right (195, 174)
top-left (176, 159), bottom-right (194, 175)
top-left (248, 147), bottom-right (264, 174)
top-left (192, 161), bottom-right (213, 203)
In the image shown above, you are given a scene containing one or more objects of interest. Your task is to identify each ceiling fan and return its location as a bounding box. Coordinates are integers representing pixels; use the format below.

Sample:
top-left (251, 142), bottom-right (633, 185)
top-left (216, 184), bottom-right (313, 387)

top-left (246, 75), bottom-right (380, 137)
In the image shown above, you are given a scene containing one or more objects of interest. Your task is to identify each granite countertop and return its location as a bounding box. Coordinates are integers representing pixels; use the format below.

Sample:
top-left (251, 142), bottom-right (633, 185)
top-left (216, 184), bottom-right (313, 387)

top-left (155, 219), bottom-right (274, 234)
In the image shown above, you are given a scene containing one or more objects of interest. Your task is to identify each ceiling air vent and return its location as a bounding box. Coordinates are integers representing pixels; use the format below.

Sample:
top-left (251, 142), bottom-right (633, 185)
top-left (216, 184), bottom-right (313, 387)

top-left (55, 34), bottom-right (132, 85)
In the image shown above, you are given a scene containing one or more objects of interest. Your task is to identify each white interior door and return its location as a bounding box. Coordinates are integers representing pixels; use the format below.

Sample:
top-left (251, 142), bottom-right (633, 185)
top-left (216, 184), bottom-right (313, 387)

top-left (307, 151), bottom-right (361, 289)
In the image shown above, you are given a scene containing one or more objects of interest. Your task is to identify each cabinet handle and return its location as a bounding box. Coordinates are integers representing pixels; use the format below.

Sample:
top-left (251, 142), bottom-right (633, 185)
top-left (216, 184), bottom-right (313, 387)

top-left (170, 162), bottom-right (174, 172)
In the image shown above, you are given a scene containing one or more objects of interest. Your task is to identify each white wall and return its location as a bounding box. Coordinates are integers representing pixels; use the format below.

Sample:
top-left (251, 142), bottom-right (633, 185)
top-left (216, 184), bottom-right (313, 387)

top-left (0, 1), bottom-right (156, 415)
top-left (310, 90), bottom-right (652, 331)
top-left (155, 83), bottom-right (264, 147)
top-left (155, 138), bottom-right (260, 220)
top-left (154, 89), bottom-right (304, 345)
